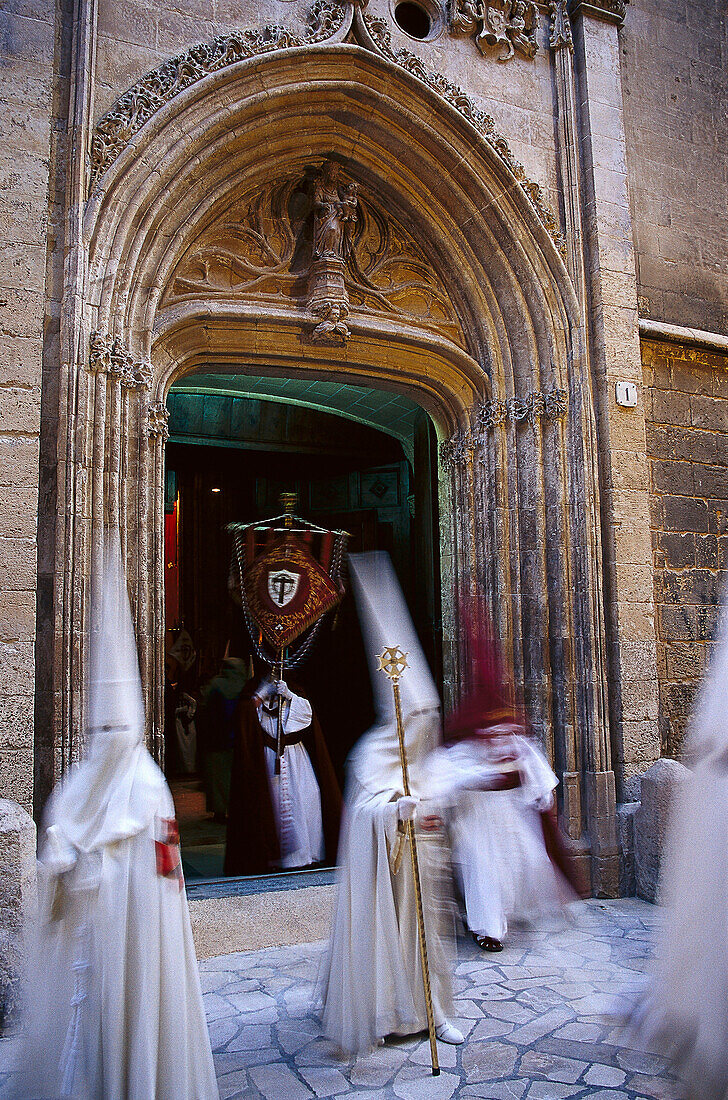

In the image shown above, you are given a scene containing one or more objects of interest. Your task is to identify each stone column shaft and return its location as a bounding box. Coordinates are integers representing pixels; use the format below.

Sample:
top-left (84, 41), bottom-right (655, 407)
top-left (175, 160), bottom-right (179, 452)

top-left (571, 6), bottom-right (661, 820)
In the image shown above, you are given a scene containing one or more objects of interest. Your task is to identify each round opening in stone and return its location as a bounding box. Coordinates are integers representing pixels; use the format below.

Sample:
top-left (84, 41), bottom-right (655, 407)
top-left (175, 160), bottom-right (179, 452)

top-left (394, 1), bottom-right (431, 39)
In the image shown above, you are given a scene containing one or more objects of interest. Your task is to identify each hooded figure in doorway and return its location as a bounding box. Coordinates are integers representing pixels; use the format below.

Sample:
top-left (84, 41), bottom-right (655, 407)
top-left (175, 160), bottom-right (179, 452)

top-left (319, 552), bottom-right (461, 1055)
top-left (13, 534), bottom-right (218, 1100)
top-left (224, 669), bottom-right (341, 876)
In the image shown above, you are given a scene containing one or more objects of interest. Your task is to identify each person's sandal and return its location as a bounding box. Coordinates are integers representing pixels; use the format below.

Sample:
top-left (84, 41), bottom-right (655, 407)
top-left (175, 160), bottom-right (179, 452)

top-left (472, 931), bottom-right (504, 952)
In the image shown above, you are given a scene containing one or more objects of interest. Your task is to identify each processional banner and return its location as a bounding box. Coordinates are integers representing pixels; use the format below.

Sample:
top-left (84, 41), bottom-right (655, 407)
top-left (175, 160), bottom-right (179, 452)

top-left (228, 495), bottom-right (349, 667)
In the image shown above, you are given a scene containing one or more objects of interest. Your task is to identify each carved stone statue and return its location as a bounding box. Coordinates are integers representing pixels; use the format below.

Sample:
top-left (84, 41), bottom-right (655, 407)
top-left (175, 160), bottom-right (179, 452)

top-left (312, 162), bottom-right (359, 261)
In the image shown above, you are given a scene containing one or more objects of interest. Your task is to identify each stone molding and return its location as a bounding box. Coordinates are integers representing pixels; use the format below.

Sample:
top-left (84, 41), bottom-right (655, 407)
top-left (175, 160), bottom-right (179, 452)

top-left (88, 1), bottom-right (348, 190)
top-left (361, 11), bottom-right (565, 255)
top-left (449, 0), bottom-right (540, 63)
top-left (145, 401), bottom-right (170, 439)
top-left (567, 0), bottom-right (627, 25)
top-left (638, 319), bottom-right (728, 356)
top-left (439, 387), bottom-right (568, 468)
top-left (88, 331), bottom-right (152, 389)
top-left (549, 0), bottom-right (573, 51)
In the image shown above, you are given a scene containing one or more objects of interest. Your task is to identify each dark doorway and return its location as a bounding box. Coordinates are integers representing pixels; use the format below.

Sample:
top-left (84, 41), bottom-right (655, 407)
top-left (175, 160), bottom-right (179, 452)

top-left (163, 387), bottom-right (441, 881)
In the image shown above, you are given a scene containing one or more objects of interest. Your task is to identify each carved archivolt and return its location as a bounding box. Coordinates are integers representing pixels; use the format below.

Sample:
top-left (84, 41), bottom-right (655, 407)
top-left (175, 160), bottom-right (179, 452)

top-left (162, 162), bottom-right (466, 347)
top-left (439, 388), bottom-right (568, 469)
top-left (89, 2), bottom-right (347, 190)
top-left (88, 332), bottom-right (152, 389)
top-left (450, 0), bottom-right (540, 62)
top-left (361, 11), bottom-right (565, 255)
top-left (87, 6), bottom-right (564, 259)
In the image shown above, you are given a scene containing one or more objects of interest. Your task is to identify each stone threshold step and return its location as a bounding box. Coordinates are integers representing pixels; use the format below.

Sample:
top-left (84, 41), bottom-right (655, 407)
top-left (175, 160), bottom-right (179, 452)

top-left (187, 869), bottom-right (336, 959)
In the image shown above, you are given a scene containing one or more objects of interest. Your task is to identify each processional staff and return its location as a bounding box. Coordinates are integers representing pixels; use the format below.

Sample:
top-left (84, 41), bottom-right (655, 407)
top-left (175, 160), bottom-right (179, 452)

top-left (377, 645), bottom-right (440, 1077)
top-left (274, 492), bottom-right (297, 776)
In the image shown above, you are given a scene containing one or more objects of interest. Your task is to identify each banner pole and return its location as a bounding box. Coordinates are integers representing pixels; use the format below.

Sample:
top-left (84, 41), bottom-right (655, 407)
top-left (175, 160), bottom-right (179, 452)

top-left (377, 646), bottom-right (440, 1077)
top-left (274, 646), bottom-right (284, 776)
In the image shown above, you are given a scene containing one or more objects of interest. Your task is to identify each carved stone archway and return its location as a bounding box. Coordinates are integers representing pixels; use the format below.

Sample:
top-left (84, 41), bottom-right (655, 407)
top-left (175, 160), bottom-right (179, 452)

top-left (51, 38), bottom-right (616, 890)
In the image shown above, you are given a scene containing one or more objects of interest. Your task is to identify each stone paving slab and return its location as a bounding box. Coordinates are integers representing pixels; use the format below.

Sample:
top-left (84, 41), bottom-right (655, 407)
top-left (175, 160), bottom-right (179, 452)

top-left (0, 899), bottom-right (685, 1098)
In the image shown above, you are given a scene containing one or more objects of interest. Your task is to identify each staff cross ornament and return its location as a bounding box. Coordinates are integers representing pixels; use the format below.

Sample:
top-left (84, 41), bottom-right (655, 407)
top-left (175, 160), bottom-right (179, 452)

top-left (376, 646), bottom-right (409, 683)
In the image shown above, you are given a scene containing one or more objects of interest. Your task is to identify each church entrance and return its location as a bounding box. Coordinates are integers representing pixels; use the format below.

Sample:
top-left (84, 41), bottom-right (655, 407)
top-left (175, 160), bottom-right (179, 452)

top-left (162, 374), bottom-right (442, 882)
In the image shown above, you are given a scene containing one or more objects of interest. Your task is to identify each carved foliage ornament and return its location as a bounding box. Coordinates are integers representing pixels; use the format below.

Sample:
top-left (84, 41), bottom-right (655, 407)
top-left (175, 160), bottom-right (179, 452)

top-left (146, 402), bottom-right (170, 440)
top-left (450, 0), bottom-right (540, 62)
top-left (88, 332), bottom-right (152, 389)
top-left (88, 1), bottom-right (347, 190)
top-left (163, 161), bottom-right (465, 347)
top-left (439, 389), bottom-right (568, 469)
top-left (548, 0), bottom-right (573, 51)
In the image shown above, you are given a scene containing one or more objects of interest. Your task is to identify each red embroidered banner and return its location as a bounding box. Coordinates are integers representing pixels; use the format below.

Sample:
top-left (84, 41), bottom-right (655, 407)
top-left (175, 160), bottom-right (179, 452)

top-left (242, 538), bottom-right (343, 651)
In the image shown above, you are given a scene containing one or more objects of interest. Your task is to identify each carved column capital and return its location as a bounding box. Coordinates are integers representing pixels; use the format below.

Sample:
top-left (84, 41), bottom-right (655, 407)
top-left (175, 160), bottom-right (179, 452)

top-left (88, 332), bottom-right (152, 390)
top-left (567, 0), bottom-right (628, 26)
top-left (476, 389), bottom-right (568, 431)
top-left (146, 401), bottom-right (170, 440)
top-left (439, 427), bottom-right (473, 472)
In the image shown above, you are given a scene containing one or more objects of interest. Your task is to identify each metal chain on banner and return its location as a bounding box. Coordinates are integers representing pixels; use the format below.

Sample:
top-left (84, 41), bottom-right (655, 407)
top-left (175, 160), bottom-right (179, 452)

top-left (231, 523), bottom-right (348, 672)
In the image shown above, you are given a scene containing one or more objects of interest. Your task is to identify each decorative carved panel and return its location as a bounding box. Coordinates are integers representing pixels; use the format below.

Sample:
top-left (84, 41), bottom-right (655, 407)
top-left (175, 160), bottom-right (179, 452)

top-left (163, 162), bottom-right (465, 347)
top-left (450, 0), bottom-right (540, 62)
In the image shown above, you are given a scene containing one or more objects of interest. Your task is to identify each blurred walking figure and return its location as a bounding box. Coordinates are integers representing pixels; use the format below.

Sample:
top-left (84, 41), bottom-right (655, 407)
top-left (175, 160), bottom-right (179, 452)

top-left (319, 553), bottom-right (462, 1054)
top-left (429, 600), bottom-right (578, 951)
top-left (13, 535), bottom-right (218, 1100)
top-left (631, 594), bottom-right (728, 1100)
top-left (197, 652), bottom-right (249, 822)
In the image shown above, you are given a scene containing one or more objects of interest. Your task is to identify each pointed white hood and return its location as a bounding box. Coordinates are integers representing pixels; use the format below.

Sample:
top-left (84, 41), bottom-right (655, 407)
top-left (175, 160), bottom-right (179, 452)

top-left (347, 552), bottom-right (441, 796)
top-left (42, 532), bottom-right (165, 867)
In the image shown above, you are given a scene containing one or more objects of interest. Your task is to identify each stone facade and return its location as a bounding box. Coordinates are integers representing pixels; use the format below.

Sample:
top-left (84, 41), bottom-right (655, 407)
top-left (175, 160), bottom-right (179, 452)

top-left (622, 0), bottom-right (728, 335)
top-left (0, 800), bottom-right (36, 1027)
top-left (643, 338), bottom-right (728, 758)
top-left (0, 0), bottom-right (55, 814)
top-left (0, 0), bottom-right (725, 926)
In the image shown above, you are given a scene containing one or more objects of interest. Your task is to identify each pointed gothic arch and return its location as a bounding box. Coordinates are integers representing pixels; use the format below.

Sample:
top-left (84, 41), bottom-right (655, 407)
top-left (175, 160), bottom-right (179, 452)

top-left (52, 39), bottom-right (612, 885)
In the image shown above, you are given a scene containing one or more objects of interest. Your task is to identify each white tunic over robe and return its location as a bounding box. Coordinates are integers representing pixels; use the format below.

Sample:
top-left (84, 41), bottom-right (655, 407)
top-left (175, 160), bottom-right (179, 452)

top-left (429, 734), bottom-right (562, 941)
top-left (258, 692), bottom-right (324, 868)
top-left (13, 535), bottom-right (218, 1100)
top-left (319, 553), bottom-right (455, 1055)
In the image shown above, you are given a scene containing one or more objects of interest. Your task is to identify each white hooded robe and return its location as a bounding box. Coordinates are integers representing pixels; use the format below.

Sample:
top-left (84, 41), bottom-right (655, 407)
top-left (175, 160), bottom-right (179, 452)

top-left (319, 553), bottom-right (454, 1055)
top-left (13, 536), bottom-right (218, 1100)
top-left (429, 733), bottom-right (562, 941)
top-left (632, 594), bottom-right (728, 1100)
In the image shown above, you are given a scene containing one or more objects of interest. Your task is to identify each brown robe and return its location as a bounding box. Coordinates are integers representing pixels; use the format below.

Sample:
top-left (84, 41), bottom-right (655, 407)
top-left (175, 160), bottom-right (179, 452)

top-left (224, 687), bottom-right (342, 876)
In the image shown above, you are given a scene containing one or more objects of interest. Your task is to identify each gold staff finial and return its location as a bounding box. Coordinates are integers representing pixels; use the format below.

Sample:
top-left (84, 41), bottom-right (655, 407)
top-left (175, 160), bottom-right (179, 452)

top-left (279, 491), bottom-right (297, 529)
top-left (376, 642), bottom-right (440, 1077)
top-left (376, 646), bottom-right (409, 683)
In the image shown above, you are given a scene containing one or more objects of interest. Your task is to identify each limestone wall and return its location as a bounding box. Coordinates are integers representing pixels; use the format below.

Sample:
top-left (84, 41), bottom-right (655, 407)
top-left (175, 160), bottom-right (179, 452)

top-left (0, 0), bottom-right (56, 811)
top-left (643, 338), bottom-right (728, 758)
top-left (621, 0), bottom-right (728, 334)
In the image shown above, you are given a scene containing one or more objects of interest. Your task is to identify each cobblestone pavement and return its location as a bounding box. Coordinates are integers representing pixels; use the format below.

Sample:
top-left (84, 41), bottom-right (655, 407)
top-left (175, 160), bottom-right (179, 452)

top-left (0, 899), bottom-right (684, 1099)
